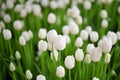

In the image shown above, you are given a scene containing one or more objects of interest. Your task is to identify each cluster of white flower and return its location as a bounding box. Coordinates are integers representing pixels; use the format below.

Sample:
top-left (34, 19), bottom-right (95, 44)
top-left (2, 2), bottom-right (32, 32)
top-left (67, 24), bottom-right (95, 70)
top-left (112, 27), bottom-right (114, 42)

top-left (0, 0), bottom-right (120, 80)
top-left (19, 30), bottom-right (33, 46)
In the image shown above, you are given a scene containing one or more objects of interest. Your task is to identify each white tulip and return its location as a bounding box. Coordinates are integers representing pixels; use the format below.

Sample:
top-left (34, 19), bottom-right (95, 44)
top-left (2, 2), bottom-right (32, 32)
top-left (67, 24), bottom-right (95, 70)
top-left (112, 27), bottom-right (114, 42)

top-left (75, 15), bottom-right (83, 25)
top-left (75, 37), bottom-right (83, 48)
top-left (69, 20), bottom-right (79, 35)
top-left (80, 30), bottom-right (88, 40)
top-left (86, 43), bottom-right (95, 55)
top-left (0, 21), bottom-right (5, 29)
top-left (9, 62), bottom-right (16, 72)
top-left (84, 54), bottom-right (91, 64)
top-left (38, 28), bottom-right (47, 39)
top-left (75, 48), bottom-right (84, 61)
top-left (100, 10), bottom-right (107, 19)
top-left (64, 55), bottom-right (75, 69)
top-left (56, 66), bottom-right (65, 78)
top-left (107, 31), bottom-right (117, 45)
top-left (116, 31), bottom-right (120, 40)
top-left (47, 42), bottom-right (53, 51)
top-left (118, 6), bottom-right (120, 14)
top-left (85, 26), bottom-right (92, 34)
top-left (50, 49), bottom-right (58, 61)
top-left (50, 1), bottom-right (58, 9)
top-left (41, 0), bottom-right (49, 7)
top-left (14, 4), bottom-right (23, 13)
top-left (62, 25), bottom-right (70, 35)
top-left (47, 29), bottom-right (57, 43)
top-left (22, 31), bottom-right (30, 41)
top-left (101, 19), bottom-right (108, 28)
top-left (83, 0), bottom-right (91, 10)
top-left (20, 9), bottom-right (27, 18)
top-left (6, 1), bottom-right (14, 9)
top-left (90, 31), bottom-right (99, 42)
top-left (36, 74), bottom-right (46, 80)
top-left (105, 53), bottom-right (111, 64)
top-left (71, 6), bottom-right (80, 18)
top-left (91, 47), bottom-right (102, 62)
top-left (15, 51), bottom-right (21, 60)
top-left (28, 30), bottom-right (33, 39)
top-left (54, 35), bottom-right (66, 50)
top-left (63, 35), bottom-right (71, 44)
top-left (4, 14), bottom-right (11, 23)
top-left (57, 0), bottom-right (65, 9)
top-left (25, 4), bottom-right (32, 13)
top-left (3, 29), bottom-right (12, 40)
top-left (38, 40), bottom-right (47, 52)
top-left (26, 70), bottom-right (33, 80)
top-left (47, 13), bottom-right (56, 24)
top-left (32, 4), bottom-right (41, 16)
top-left (19, 35), bottom-right (26, 46)
top-left (98, 38), bottom-right (112, 53)
top-left (93, 77), bottom-right (99, 80)
top-left (13, 20), bottom-right (24, 30)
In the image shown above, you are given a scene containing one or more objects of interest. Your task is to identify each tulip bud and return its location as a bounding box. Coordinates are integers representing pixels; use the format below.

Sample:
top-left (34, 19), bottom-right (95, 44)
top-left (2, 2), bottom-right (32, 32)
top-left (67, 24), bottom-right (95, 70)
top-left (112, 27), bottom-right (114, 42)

top-left (75, 15), bottom-right (83, 25)
top-left (116, 31), bottom-right (120, 40)
top-left (50, 49), bottom-right (58, 61)
top-left (63, 35), bottom-right (71, 44)
top-left (105, 53), bottom-right (111, 64)
top-left (75, 48), bottom-right (84, 61)
top-left (38, 28), bottom-right (47, 39)
top-left (0, 21), bottom-right (5, 29)
top-left (107, 31), bottom-right (117, 45)
top-left (3, 29), bottom-right (12, 40)
top-left (26, 70), bottom-right (33, 80)
top-left (100, 10), bottom-right (107, 19)
top-left (85, 25), bottom-right (92, 34)
top-left (69, 20), bottom-right (79, 35)
top-left (62, 25), bottom-right (69, 35)
top-left (47, 29), bottom-right (57, 43)
top-left (101, 19), bottom-right (108, 28)
top-left (20, 9), bottom-right (27, 18)
top-left (86, 43), bottom-right (95, 55)
top-left (118, 6), bottom-right (120, 14)
top-left (13, 20), bottom-right (24, 30)
top-left (90, 31), bottom-right (99, 42)
top-left (92, 77), bottom-right (99, 80)
top-left (84, 54), bottom-right (91, 64)
top-left (56, 65), bottom-right (65, 78)
top-left (80, 30), bottom-right (88, 40)
top-left (15, 51), bottom-right (21, 60)
top-left (54, 35), bottom-right (66, 50)
top-left (19, 35), bottom-right (26, 46)
top-left (38, 40), bottom-right (47, 52)
top-left (47, 13), bottom-right (56, 24)
top-left (91, 47), bottom-right (102, 62)
top-left (3, 14), bottom-right (11, 23)
top-left (22, 31), bottom-right (30, 41)
top-left (9, 62), bottom-right (16, 72)
top-left (64, 55), bottom-right (75, 69)
top-left (83, 0), bottom-right (91, 10)
top-left (98, 37), bottom-right (112, 53)
top-left (28, 30), bottom-right (33, 39)
top-left (36, 74), bottom-right (46, 80)
top-left (75, 37), bottom-right (83, 48)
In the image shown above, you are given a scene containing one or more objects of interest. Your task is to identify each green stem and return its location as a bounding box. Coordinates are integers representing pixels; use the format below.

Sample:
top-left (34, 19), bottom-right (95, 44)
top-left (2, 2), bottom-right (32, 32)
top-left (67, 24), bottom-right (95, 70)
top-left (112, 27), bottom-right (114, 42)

top-left (69, 69), bottom-right (71, 80)
top-left (8, 40), bottom-right (12, 56)
top-left (60, 78), bottom-right (62, 80)
top-left (92, 63), bottom-right (95, 78)
top-left (79, 62), bottom-right (81, 79)
top-left (12, 72), bottom-right (17, 80)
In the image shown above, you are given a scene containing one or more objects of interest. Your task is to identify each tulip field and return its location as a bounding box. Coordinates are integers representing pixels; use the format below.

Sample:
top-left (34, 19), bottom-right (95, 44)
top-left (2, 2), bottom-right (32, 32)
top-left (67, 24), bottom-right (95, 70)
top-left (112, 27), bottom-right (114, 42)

top-left (0, 0), bottom-right (120, 80)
